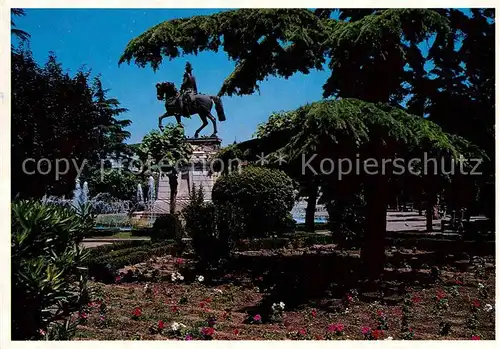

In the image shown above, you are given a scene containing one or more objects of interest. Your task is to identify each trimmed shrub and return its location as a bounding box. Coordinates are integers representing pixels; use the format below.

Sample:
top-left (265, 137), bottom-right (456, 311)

top-left (212, 166), bottom-right (295, 239)
top-left (85, 240), bottom-right (174, 282)
top-left (11, 200), bottom-right (92, 340)
top-left (183, 185), bottom-right (228, 268)
top-left (151, 214), bottom-right (183, 242)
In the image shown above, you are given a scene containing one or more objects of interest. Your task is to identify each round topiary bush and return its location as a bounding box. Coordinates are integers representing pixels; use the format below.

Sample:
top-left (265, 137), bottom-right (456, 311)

top-left (212, 165), bottom-right (295, 239)
top-left (151, 214), bottom-right (183, 242)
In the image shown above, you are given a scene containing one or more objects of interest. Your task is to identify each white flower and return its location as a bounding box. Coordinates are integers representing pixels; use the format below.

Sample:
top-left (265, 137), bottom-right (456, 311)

top-left (144, 283), bottom-right (150, 291)
top-left (279, 302), bottom-right (285, 309)
top-left (385, 336), bottom-right (393, 340)
top-left (214, 289), bottom-right (223, 294)
top-left (171, 272), bottom-right (184, 282)
top-left (197, 275), bottom-right (205, 282)
top-left (484, 304), bottom-right (493, 312)
top-left (171, 322), bottom-right (180, 331)
top-left (478, 283), bottom-right (485, 290)
top-left (344, 307), bottom-right (350, 314)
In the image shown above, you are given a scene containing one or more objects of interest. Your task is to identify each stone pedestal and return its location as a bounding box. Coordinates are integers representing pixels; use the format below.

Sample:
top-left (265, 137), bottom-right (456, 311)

top-left (154, 137), bottom-right (221, 213)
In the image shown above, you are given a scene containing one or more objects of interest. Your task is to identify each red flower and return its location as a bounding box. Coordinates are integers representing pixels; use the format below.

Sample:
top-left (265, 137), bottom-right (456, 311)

top-left (472, 335), bottom-right (481, 340)
top-left (411, 295), bottom-right (423, 303)
top-left (298, 328), bottom-right (307, 336)
top-left (132, 307), bottom-right (142, 317)
top-left (158, 320), bottom-right (165, 329)
top-left (233, 329), bottom-right (240, 336)
top-left (436, 290), bottom-right (447, 300)
top-left (200, 302), bottom-right (206, 308)
top-left (204, 298), bottom-right (212, 303)
top-left (253, 314), bottom-right (262, 322)
top-left (175, 258), bottom-right (184, 264)
top-left (315, 335), bottom-right (324, 340)
top-left (80, 312), bottom-right (88, 319)
top-left (346, 294), bottom-right (353, 303)
top-left (472, 299), bottom-right (481, 308)
top-left (371, 329), bottom-right (384, 340)
top-left (311, 309), bottom-right (317, 318)
top-left (171, 305), bottom-right (179, 313)
top-left (201, 327), bottom-right (215, 336)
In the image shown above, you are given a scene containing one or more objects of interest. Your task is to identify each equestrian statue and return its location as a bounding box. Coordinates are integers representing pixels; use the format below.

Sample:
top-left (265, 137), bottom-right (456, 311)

top-left (156, 62), bottom-right (226, 138)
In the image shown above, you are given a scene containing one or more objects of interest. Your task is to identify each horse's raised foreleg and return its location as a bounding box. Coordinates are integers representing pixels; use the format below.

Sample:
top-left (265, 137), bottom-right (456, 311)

top-left (194, 115), bottom-right (208, 139)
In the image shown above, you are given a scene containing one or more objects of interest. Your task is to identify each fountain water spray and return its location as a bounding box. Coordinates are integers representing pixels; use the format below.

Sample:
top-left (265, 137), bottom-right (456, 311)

top-left (82, 181), bottom-right (89, 205)
top-left (137, 183), bottom-right (144, 203)
top-left (72, 178), bottom-right (82, 209)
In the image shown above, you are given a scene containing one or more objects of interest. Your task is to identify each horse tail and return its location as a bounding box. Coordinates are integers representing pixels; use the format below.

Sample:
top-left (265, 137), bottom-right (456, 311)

top-left (211, 96), bottom-right (226, 122)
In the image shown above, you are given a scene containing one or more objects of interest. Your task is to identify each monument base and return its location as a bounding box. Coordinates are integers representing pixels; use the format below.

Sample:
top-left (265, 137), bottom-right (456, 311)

top-left (154, 137), bottom-right (221, 214)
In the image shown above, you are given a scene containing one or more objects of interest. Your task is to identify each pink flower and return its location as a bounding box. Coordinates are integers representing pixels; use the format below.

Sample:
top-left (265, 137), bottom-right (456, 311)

top-left (80, 312), bottom-right (88, 319)
top-left (185, 335), bottom-right (193, 340)
top-left (233, 329), bottom-right (240, 336)
top-left (361, 326), bottom-right (371, 336)
top-left (253, 314), bottom-right (262, 322)
top-left (158, 320), bottom-right (165, 330)
top-left (311, 309), bottom-right (317, 317)
top-left (175, 258), bottom-right (184, 264)
top-left (298, 328), bottom-right (307, 336)
top-left (38, 329), bottom-right (46, 336)
top-left (328, 323), bottom-right (344, 334)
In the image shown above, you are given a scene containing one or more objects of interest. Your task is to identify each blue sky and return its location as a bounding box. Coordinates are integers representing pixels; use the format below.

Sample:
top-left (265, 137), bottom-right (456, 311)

top-left (15, 9), bottom-right (331, 145)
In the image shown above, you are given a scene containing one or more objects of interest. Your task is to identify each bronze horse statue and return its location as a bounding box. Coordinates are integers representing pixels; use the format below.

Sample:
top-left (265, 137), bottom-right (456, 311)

top-left (156, 81), bottom-right (226, 138)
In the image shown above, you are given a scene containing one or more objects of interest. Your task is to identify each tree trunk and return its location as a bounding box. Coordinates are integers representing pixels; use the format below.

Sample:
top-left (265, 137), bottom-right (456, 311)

top-left (360, 176), bottom-right (388, 279)
top-left (168, 173), bottom-right (178, 215)
top-left (305, 182), bottom-right (318, 232)
top-left (425, 193), bottom-right (436, 232)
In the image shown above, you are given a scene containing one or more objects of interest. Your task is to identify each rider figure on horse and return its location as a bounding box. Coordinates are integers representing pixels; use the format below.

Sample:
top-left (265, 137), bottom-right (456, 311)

top-left (177, 62), bottom-right (198, 118)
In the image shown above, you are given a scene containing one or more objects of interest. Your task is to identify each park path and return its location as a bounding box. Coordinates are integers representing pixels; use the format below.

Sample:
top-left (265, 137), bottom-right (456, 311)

top-left (82, 211), bottom-right (444, 249)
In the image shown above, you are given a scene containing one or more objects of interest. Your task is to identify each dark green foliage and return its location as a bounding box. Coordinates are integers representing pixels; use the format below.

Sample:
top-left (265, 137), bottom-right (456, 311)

top-left (11, 47), bottom-right (131, 198)
top-left (120, 9), bottom-right (326, 96)
top-left (212, 166), bottom-right (295, 239)
top-left (11, 200), bottom-right (92, 340)
top-left (183, 185), bottom-right (227, 267)
top-left (325, 193), bottom-right (366, 248)
top-left (151, 214), bottom-right (183, 242)
top-left (84, 168), bottom-right (142, 201)
top-left (11, 8), bottom-right (30, 43)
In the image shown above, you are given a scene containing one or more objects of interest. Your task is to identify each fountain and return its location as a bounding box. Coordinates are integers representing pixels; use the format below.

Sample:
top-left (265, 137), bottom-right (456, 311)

top-left (137, 183), bottom-right (144, 204)
top-left (72, 178), bottom-right (82, 209)
top-left (147, 176), bottom-right (156, 211)
top-left (82, 181), bottom-right (89, 205)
